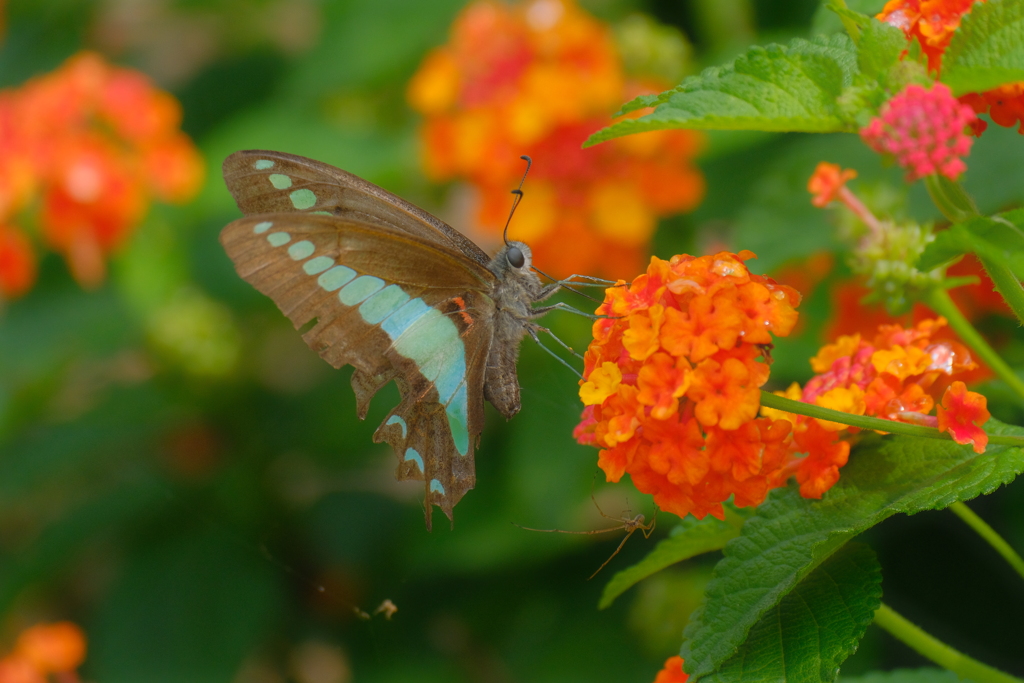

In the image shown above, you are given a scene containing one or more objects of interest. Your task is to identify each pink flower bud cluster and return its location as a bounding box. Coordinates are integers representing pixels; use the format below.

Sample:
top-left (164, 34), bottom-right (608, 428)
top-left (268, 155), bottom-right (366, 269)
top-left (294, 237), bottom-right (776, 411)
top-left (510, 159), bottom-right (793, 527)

top-left (860, 83), bottom-right (976, 181)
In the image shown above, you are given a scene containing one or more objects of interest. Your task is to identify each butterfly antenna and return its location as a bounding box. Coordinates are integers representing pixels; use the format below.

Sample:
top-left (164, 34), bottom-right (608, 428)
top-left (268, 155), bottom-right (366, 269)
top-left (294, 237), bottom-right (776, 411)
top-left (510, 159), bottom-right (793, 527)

top-left (503, 155), bottom-right (532, 246)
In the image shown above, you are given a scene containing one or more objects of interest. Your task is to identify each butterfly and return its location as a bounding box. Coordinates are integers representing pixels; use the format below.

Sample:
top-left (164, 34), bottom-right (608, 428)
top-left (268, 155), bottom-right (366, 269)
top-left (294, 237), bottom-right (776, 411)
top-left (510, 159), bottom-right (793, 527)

top-left (220, 149), bottom-right (568, 530)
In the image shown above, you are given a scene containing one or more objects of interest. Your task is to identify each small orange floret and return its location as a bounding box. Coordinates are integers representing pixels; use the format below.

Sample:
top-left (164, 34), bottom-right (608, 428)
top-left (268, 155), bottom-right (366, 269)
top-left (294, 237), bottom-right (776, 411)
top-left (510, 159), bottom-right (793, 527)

top-left (936, 380), bottom-right (990, 453)
top-left (808, 162), bottom-right (857, 207)
top-left (654, 655), bottom-right (689, 683)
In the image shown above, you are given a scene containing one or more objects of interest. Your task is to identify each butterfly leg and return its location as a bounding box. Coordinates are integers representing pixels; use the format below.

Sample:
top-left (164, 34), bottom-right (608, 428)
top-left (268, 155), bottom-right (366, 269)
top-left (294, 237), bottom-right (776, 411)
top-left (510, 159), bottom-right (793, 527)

top-left (531, 270), bottom-right (617, 291)
top-left (555, 273), bottom-right (618, 286)
top-left (526, 326), bottom-right (582, 378)
top-left (529, 324), bottom-right (583, 359)
top-left (531, 301), bottom-right (605, 319)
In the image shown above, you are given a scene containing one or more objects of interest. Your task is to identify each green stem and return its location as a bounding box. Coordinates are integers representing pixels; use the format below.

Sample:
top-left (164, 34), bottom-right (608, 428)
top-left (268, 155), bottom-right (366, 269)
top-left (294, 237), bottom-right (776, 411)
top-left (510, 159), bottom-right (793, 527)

top-left (924, 175), bottom-right (979, 223)
top-left (924, 287), bottom-right (1024, 404)
top-left (759, 391), bottom-right (1024, 447)
top-left (949, 501), bottom-right (1024, 583)
top-left (976, 254), bottom-right (1024, 326)
top-left (873, 603), bottom-right (1024, 683)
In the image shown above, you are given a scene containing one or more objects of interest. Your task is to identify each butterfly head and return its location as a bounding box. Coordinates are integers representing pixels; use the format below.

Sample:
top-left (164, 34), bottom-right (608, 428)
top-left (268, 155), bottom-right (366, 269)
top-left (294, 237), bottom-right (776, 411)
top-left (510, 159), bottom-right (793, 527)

top-left (492, 240), bottom-right (534, 277)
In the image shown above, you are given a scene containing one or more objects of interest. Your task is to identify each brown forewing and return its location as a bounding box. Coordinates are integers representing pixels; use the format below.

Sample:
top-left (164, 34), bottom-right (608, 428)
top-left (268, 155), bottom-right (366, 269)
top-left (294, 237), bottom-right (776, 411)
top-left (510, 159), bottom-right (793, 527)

top-left (223, 149), bottom-right (490, 266)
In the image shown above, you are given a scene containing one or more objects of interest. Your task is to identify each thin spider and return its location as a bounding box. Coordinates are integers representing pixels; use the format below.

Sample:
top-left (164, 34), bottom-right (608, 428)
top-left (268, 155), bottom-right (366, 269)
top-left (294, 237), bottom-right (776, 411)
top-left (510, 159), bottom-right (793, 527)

top-left (513, 492), bottom-right (658, 579)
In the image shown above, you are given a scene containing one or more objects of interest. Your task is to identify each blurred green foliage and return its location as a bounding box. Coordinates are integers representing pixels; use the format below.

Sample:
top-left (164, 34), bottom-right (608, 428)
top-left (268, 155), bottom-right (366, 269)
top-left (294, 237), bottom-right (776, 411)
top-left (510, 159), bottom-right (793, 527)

top-left (1, 0), bottom-right (1024, 681)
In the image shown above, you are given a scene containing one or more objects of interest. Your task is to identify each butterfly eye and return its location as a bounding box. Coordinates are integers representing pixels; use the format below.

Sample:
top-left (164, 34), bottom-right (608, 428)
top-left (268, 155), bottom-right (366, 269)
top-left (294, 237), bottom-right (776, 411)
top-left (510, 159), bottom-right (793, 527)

top-left (507, 246), bottom-right (525, 269)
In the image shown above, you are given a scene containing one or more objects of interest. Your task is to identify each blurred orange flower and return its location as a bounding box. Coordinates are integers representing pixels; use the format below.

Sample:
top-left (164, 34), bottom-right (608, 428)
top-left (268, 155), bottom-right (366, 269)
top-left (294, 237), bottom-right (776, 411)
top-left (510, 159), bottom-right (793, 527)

top-left (654, 655), bottom-right (689, 683)
top-left (0, 51), bottom-right (204, 296)
top-left (575, 252), bottom-right (801, 519)
top-left (0, 621), bottom-right (86, 683)
top-left (407, 0), bottom-right (705, 278)
top-left (0, 225), bottom-right (36, 299)
top-left (877, 0), bottom-right (1024, 135)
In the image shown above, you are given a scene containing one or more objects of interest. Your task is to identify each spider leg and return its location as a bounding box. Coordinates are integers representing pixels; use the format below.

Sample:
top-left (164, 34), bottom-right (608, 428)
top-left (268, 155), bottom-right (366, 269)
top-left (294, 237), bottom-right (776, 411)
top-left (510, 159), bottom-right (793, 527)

top-left (512, 522), bottom-right (627, 535)
top-left (641, 508), bottom-right (659, 538)
top-left (588, 528), bottom-right (638, 580)
top-left (588, 480), bottom-right (621, 524)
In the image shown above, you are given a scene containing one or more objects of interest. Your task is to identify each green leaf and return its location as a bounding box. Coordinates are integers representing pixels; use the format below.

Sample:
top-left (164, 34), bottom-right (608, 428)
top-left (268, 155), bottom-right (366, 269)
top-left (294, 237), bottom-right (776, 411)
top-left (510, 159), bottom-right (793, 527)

top-left (680, 419), bottom-right (1024, 680)
top-left (857, 15), bottom-right (911, 80)
top-left (585, 34), bottom-right (860, 146)
top-left (916, 224), bottom-right (974, 271)
top-left (825, 3), bottom-right (873, 44)
top-left (839, 669), bottom-right (960, 683)
top-left (618, 92), bottom-right (664, 116)
top-left (917, 213), bottom-right (1024, 277)
top-left (700, 543), bottom-right (882, 683)
top-left (598, 509), bottom-right (746, 610)
top-left (942, 0), bottom-right (1024, 96)
top-left (811, 0), bottom-right (889, 38)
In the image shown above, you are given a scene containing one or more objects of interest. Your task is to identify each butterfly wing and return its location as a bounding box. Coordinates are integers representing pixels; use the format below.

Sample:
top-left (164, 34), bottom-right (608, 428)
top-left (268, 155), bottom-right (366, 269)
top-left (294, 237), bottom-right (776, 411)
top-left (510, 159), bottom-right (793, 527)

top-left (220, 212), bottom-right (498, 529)
top-left (223, 149), bottom-right (491, 265)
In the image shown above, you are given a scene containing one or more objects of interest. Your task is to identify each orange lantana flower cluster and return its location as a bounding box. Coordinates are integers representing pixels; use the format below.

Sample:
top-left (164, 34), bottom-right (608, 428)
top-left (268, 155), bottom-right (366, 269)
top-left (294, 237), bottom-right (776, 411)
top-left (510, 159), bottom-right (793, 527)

top-left (0, 51), bottom-right (203, 297)
top-left (574, 252), bottom-right (802, 520)
top-left (877, 0), bottom-right (1024, 135)
top-left (407, 0), bottom-right (705, 278)
top-left (766, 318), bottom-right (990, 497)
top-left (0, 622), bottom-right (86, 682)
